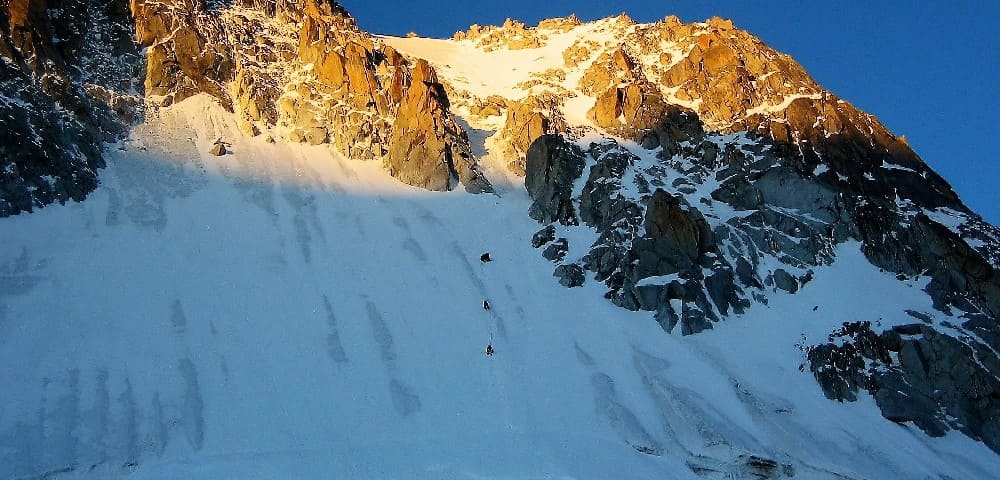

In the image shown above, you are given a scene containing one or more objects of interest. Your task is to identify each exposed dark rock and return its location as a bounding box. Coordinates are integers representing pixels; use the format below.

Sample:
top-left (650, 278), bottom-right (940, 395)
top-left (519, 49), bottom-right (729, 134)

top-left (653, 298), bottom-right (679, 332)
top-left (639, 189), bottom-right (714, 274)
top-left (578, 141), bottom-right (637, 230)
top-left (808, 321), bottom-right (1000, 453)
top-left (209, 142), bottom-right (227, 156)
top-left (771, 269), bottom-right (797, 293)
top-left (542, 238), bottom-right (569, 262)
top-left (531, 225), bottom-right (557, 248)
top-left (1, 0), bottom-right (143, 216)
top-left (554, 264), bottom-right (585, 288)
top-left (905, 310), bottom-right (934, 324)
top-left (525, 134), bottom-right (586, 225)
top-left (743, 455), bottom-right (784, 479)
top-left (529, 97), bottom-right (997, 451)
top-left (705, 268), bottom-right (748, 316)
top-left (639, 130), bottom-right (659, 150)
top-left (856, 210), bottom-right (1000, 318)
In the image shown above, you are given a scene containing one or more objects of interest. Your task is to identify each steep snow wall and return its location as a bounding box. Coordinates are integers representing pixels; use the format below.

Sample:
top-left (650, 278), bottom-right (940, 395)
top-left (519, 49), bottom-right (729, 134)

top-left (0, 96), bottom-right (997, 479)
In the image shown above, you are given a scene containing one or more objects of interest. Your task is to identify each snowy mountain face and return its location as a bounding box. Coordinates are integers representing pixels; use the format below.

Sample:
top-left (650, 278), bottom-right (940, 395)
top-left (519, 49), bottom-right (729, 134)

top-left (1, 1), bottom-right (999, 479)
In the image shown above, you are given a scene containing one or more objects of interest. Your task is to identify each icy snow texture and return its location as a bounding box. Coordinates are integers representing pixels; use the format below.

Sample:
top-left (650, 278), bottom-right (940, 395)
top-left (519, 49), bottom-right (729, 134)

top-left (0, 96), bottom-right (997, 479)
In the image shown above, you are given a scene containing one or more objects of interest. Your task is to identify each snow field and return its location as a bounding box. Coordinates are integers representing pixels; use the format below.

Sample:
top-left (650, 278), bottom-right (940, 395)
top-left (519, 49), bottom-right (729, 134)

top-left (0, 96), bottom-right (996, 479)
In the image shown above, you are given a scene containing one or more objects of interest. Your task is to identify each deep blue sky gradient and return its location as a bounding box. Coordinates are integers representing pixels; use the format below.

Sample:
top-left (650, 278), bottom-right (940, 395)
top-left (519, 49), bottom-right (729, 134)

top-left (342, 1), bottom-right (999, 224)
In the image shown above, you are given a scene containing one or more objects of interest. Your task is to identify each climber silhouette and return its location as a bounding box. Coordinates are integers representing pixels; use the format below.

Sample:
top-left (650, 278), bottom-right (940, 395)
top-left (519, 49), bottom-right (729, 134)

top-left (483, 300), bottom-right (491, 311)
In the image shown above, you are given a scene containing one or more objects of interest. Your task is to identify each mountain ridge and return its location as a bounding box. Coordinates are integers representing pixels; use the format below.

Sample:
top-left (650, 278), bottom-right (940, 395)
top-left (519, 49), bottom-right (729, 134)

top-left (1, 1), bottom-right (999, 478)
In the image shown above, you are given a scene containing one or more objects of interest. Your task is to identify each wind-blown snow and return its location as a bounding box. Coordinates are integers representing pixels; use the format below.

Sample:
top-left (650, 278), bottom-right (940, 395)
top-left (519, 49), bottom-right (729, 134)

top-left (383, 20), bottom-right (620, 103)
top-left (0, 95), bottom-right (997, 479)
top-left (383, 19), bottom-right (632, 135)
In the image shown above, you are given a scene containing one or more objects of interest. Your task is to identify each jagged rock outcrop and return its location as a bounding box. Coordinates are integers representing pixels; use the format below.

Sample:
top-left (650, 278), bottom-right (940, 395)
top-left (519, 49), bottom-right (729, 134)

top-left (541, 238), bottom-right (568, 262)
top-left (641, 189), bottom-right (715, 274)
top-left (525, 82), bottom-right (998, 447)
top-left (578, 44), bottom-right (642, 97)
top-left (430, 12), bottom-right (998, 451)
top-left (0, 0), bottom-right (142, 216)
top-left (808, 321), bottom-right (1000, 453)
top-left (384, 59), bottom-right (491, 192)
top-left (497, 95), bottom-right (568, 175)
top-left (531, 225), bottom-right (557, 248)
top-left (0, 0), bottom-right (493, 218)
top-left (529, 132), bottom-right (764, 331)
top-left (452, 16), bottom-right (583, 51)
top-left (554, 263), bottom-right (585, 287)
top-left (130, 0), bottom-right (491, 192)
top-left (524, 134), bottom-right (584, 225)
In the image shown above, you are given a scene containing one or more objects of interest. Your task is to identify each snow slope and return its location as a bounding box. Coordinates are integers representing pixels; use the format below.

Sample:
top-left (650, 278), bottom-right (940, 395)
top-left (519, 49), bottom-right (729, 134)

top-left (1, 96), bottom-right (997, 479)
top-left (382, 19), bottom-right (623, 100)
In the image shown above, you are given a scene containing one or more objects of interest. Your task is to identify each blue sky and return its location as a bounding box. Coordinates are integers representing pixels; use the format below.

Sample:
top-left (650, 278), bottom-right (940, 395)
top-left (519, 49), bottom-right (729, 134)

top-left (342, 1), bottom-right (999, 224)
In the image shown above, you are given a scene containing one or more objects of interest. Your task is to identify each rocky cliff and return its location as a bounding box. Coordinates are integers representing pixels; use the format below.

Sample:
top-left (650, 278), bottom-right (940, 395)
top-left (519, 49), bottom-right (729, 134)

top-left (0, 0), bottom-right (492, 216)
top-left (0, 0), bottom-right (142, 216)
top-left (395, 15), bottom-right (965, 217)
top-left (130, 0), bottom-right (491, 193)
top-left (523, 120), bottom-right (999, 451)
top-left (458, 16), bottom-right (999, 452)
top-left (383, 13), bottom-right (1000, 454)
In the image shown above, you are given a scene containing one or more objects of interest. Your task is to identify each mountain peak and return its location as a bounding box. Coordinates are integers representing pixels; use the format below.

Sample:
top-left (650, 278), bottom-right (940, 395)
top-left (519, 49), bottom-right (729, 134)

top-left (385, 10), bottom-right (1000, 454)
top-left (1, 2), bottom-right (998, 477)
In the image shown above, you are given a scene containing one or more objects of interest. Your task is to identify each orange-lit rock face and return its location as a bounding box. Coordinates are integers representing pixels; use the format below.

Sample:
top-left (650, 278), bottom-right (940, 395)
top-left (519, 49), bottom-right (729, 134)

top-left (130, 0), bottom-right (491, 192)
top-left (434, 13), bottom-right (917, 180)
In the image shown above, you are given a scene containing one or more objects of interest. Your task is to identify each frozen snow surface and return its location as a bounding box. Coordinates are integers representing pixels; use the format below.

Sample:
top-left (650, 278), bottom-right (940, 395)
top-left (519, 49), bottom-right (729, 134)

top-left (1, 96), bottom-right (998, 479)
